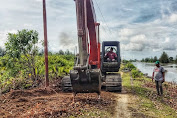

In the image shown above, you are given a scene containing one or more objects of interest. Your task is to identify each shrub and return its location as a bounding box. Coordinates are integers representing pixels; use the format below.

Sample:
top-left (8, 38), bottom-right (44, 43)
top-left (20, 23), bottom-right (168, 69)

top-left (131, 69), bottom-right (143, 78)
top-left (125, 62), bottom-right (136, 70)
top-left (122, 60), bottom-right (129, 64)
top-left (0, 54), bottom-right (74, 93)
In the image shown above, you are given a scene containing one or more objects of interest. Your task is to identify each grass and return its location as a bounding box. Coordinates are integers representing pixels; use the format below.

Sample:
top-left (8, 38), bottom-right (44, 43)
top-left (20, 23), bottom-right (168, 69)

top-left (122, 71), bottom-right (177, 118)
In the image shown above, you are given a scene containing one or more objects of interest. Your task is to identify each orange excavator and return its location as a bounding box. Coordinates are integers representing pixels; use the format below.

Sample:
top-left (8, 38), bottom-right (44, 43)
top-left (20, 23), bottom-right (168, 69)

top-left (62, 0), bottom-right (122, 97)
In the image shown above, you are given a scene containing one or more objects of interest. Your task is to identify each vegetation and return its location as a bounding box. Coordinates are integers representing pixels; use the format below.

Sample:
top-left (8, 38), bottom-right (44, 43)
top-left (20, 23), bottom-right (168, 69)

top-left (122, 64), bottom-right (177, 117)
top-left (175, 55), bottom-right (177, 64)
top-left (0, 29), bottom-right (74, 94)
top-left (121, 62), bottom-right (143, 78)
top-left (141, 56), bottom-right (158, 63)
top-left (131, 69), bottom-right (143, 78)
top-left (0, 47), bottom-right (5, 56)
top-left (5, 29), bottom-right (39, 81)
top-left (122, 59), bottom-right (129, 64)
top-left (124, 62), bottom-right (136, 70)
top-left (159, 52), bottom-right (169, 63)
top-left (141, 51), bottom-right (177, 64)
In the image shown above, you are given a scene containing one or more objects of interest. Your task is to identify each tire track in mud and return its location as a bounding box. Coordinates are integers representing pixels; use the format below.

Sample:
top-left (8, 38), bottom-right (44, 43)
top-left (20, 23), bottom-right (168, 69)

top-left (114, 90), bottom-right (131, 118)
top-left (114, 72), bottom-right (131, 118)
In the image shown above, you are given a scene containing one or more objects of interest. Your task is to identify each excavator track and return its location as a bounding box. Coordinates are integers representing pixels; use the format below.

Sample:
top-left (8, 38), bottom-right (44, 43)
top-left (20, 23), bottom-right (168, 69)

top-left (61, 73), bottom-right (122, 92)
top-left (61, 76), bottom-right (72, 92)
top-left (105, 73), bottom-right (122, 92)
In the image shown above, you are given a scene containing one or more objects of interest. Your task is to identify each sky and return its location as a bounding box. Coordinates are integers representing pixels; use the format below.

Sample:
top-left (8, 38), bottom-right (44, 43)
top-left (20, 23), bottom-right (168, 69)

top-left (0, 0), bottom-right (177, 60)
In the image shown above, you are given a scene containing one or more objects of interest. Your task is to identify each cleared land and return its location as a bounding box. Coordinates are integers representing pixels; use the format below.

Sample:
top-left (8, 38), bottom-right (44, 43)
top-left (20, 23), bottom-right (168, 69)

top-left (0, 71), bottom-right (177, 118)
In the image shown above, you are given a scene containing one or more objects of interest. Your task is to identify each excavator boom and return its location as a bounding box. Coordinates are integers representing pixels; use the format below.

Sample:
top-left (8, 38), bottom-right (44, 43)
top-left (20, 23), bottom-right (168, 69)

top-left (62, 0), bottom-right (101, 95)
top-left (75, 0), bottom-right (100, 68)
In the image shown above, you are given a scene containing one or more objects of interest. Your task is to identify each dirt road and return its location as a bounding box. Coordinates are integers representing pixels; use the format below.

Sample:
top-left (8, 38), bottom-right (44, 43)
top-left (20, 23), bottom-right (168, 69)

top-left (113, 89), bottom-right (132, 118)
top-left (113, 72), bottom-right (131, 118)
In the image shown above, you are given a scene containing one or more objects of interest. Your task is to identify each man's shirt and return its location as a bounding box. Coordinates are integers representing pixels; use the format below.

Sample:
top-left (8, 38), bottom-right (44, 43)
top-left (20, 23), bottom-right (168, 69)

top-left (105, 51), bottom-right (117, 60)
top-left (153, 66), bottom-right (165, 81)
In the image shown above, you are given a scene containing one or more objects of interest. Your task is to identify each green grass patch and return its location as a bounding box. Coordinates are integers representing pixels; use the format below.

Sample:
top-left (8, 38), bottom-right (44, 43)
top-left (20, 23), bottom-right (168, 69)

top-left (122, 72), bottom-right (177, 118)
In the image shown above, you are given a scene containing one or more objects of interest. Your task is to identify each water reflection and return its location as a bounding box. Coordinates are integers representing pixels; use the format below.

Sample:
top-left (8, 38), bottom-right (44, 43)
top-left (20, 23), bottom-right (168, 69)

top-left (132, 62), bottom-right (177, 83)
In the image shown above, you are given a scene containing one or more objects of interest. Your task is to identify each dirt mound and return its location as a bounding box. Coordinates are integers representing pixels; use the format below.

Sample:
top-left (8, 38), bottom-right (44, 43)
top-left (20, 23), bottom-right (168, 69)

top-left (7, 88), bottom-right (56, 100)
top-left (49, 78), bottom-right (62, 92)
top-left (33, 110), bottom-right (69, 118)
top-left (16, 98), bottom-right (29, 102)
top-left (33, 88), bottom-right (55, 96)
top-left (8, 90), bottom-right (35, 99)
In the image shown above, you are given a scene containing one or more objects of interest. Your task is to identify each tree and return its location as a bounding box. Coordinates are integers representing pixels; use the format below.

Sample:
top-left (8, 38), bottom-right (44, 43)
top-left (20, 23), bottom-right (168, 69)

top-left (153, 56), bottom-right (158, 62)
top-left (150, 57), bottom-right (154, 62)
top-left (145, 58), bottom-right (149, 62)
top-left (48, 51), bottom-right (53, 56)
top-left (159, 52), bottom-right (169, 63)
top-left (169, 57), bottom-right (174, 63)
top-left (141, 58), bottom-right (145, 62)
top-left (0, 47), bottom-right (5, 56)
top-left (5, 29), bottom-right (39, 80)
top-left (38, 49), bottom-right (44, 56)
top-left (65, 50), bottom-right (73, 55)
top-left (59, 50), bottom-right (64, 55)
top-left (175, 55), bottom-right (177, 64)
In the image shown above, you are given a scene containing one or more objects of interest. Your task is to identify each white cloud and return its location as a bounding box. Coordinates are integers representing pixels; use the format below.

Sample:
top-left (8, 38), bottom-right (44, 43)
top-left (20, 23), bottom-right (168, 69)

top-left (168, 14), bottom-right (177, 23)
top-left (119, 28), bottom-right (134, 37)
top-left (161, 37), bottom-right (177, 51)
top-left (35, 0), bottom-right (41, 2)
top-left (130, 34), bottom-right (147, 43)
top-left (121, 43), bottom-right (144, 51)
top-left (120, 34), bottom-right (147, 51)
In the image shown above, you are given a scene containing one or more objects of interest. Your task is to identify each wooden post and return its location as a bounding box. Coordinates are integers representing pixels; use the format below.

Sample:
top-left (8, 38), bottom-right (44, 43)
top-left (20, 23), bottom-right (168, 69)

top-left (43, 0), bottom-right (49, 87)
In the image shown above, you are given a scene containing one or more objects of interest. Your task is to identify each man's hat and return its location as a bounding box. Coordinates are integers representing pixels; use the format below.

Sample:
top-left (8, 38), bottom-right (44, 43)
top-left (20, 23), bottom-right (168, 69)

top-left (155, 61), bottom-right (160, 64)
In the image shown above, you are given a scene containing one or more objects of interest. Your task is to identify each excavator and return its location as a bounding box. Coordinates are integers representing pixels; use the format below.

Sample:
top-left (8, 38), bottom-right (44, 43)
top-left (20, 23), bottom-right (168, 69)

top-left (61, 0), bottom-right (121, 96)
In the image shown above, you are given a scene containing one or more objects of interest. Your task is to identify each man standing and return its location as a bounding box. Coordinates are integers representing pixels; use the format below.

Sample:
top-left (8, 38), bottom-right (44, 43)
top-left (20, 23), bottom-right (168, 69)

top-left (152, 61), bottom-right (165, 96)
top-left (104, 47), bottom-right (117, 62)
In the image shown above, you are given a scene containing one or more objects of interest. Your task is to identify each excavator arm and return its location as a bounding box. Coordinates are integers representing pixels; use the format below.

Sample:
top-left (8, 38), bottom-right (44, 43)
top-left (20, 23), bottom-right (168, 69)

top-left (63, 0), bottom-right (102, 95)
top-left (75, 0), bottom-right (100, 68)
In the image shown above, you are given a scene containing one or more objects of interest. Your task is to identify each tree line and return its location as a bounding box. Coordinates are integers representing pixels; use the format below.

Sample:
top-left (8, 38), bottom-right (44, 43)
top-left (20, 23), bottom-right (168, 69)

top-left (0, 29), bottom-right (74, 93)
top-left (141, 52), bottom-right (177, 63)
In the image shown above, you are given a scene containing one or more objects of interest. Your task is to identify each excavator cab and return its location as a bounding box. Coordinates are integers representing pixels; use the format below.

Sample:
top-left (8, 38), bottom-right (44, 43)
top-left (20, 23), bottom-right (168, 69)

top-left (101, 41), bottom-right (121, 73)
top-left (101, 41), bottom-right (122, 92)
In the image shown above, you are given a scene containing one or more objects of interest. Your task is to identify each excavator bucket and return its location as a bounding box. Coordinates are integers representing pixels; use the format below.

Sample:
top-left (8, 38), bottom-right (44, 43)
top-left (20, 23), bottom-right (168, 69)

top-left (62, 69), bottom-right (101, 94)
top-left (69, 69), bottom-right (101, 95)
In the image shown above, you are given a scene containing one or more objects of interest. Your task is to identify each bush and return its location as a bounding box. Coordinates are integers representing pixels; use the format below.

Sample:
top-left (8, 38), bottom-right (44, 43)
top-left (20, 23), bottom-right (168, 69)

top-left (122, 60), bottom-right (129, 64)
top-left (131, 69), bottom-right (143, 78)
top-left (0, 54), bottom-right (74, 93)
top-left (125, 62), bottom-right (136, 70)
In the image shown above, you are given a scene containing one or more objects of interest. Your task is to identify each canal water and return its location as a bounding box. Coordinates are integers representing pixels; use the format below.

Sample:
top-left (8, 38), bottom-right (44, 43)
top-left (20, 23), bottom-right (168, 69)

top-left (132, 62), bottom-right (177, 83)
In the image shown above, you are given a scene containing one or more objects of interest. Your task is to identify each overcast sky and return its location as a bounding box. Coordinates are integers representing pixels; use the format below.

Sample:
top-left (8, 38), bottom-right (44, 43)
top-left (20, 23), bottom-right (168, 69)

top-left (0, 0), bottom-right (177, 60)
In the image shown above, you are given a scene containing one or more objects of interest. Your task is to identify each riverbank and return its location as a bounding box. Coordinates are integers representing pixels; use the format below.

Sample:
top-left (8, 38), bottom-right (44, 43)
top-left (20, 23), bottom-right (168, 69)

top-left (132, 62), bottom-right (177, 83)
top-left (121, 66), bottom-right (177, 117)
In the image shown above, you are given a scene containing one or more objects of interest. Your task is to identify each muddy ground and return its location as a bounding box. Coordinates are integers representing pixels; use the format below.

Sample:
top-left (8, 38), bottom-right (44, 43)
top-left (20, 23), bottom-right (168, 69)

top-left (1, 73), bottom-right (176, 118)
top-left (0, 88), bottom-right (116, 118)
